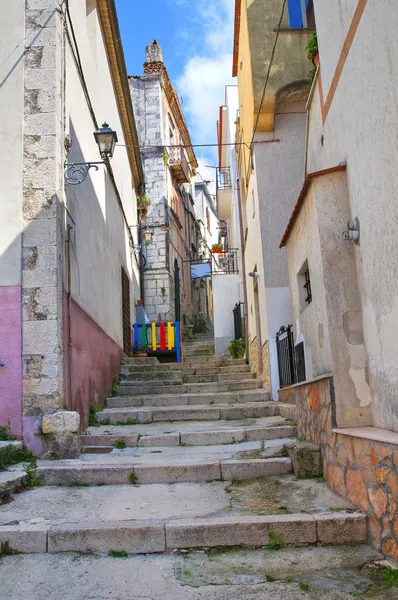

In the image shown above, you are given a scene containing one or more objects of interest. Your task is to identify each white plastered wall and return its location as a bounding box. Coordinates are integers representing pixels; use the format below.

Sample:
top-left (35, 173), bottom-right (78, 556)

top-left (65, 0), bottom-right (139, 346)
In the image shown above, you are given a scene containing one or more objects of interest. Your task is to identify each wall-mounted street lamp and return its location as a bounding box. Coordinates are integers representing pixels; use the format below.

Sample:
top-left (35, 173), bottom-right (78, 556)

top-left (130, 226), bottom-right (155, 255)
top-left (65, 123), bottom-right (118, 185)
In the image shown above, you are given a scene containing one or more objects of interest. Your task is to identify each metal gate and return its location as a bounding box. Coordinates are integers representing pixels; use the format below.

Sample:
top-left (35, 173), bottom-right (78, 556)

top-left (233, 302), bottom-right (244, 340)
top-left (121, 266), bottom-right (131, 356)
top-left (276, 325), bottom-right (306, 387)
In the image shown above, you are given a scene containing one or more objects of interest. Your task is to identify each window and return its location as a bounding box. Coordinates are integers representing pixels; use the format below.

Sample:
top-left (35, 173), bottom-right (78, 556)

top-left (297, 259), bottom-right (312, 312)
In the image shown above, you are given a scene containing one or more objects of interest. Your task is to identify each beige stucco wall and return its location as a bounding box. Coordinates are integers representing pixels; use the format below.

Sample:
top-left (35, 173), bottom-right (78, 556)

top-left (0, 0), bottom-right (24, 286)
top-left (306, 0), bottom-right (398, 430)
top-left (286, 184), bottom-right (332, 381)
top-left (65, 0), bottom-right (139, 346)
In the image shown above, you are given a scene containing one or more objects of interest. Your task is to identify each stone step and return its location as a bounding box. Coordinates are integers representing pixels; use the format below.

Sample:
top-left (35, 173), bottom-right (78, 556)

top-left (119, 372), bottom-right (183, 383)
top-left (37, 457), bottom-right (292, 486)
top-left (117, 378), bottom-right (263, 396)
top-left (182, 357), bottom-right (247, 368)
top-left (184, 372), bottom-right (255, 384)
top-left (0, 511), bottom-right (367, 555)
top-left (107, 389), bottom-right (271, 408)
top-left (278, 403), bottom-right (297, 421)
top-left (98, 401), bottom-right (279, 424)
top-left (182, 365), bottom-right (251, 376)
top-left (183, 348), bottom-right (215, 357)
top-left (183, 341), bottom-right (215, 349)
top-left (81, 422), bottom-right (296, 448)
top-left (121, 357), bottom-right (161, 366)
top-left (120, 365), bottom-right (174, 374)
top-left (0, 463), bottom-right (27, 503)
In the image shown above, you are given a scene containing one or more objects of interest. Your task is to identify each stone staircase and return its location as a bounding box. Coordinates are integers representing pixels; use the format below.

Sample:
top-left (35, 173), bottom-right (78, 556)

top-left (0, 337), bottom-right (369, 561)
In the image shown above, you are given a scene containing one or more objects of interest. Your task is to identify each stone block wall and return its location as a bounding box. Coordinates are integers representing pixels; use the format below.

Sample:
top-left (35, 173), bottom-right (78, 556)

top-left (284, 376), bottom-right (398, 561)
top-left (22, 1), bottom-right (65, 437)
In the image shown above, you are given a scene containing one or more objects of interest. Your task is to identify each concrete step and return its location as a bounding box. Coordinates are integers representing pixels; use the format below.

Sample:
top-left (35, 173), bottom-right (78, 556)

top-left (98, 402), bottom-right (279, 424)
top-left (278, 403), bottom-right (297, 421)
top-left (182, 357), bottom-right (247, 368)
top-left (81, 417), bottom-right (296, 448)
top-left (117, 378), bottom-right (263, 396)
top-left (183, 341), bottom-right (215, 349)
top-left (107, 389), bottom-right (271, 408)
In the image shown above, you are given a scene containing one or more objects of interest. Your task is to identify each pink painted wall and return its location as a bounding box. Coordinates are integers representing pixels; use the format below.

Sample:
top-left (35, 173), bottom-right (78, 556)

top-left (64, 297), bottom-right (123, 429)
top-left (0, 286), bottom-right (22, 437)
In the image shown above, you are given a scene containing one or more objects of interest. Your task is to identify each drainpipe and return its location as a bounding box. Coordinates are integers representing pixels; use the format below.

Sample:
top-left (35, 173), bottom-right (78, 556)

top-left (236, 178), bottom-right (249, 360)
top-left (138, 223), bottom-right (145, 305)
top-left (66, 224), bottom-right (73, 410)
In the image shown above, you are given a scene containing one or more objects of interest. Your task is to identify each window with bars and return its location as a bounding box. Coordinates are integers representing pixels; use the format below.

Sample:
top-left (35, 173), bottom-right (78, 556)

top-left (298, 259), bottom-right (312, 312)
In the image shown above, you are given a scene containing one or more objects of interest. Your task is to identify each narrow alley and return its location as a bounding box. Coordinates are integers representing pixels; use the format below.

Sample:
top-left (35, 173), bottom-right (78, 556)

top-left (0, 0), bottom-right (398, 598)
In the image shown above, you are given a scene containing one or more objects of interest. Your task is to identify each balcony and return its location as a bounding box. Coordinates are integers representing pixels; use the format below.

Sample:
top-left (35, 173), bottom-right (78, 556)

top-left (168, 146), bottom-right (190, 184)
top-left (216, 167), bottom-right (233, 220)
top-left (212, 248), bottom-right (239, 275)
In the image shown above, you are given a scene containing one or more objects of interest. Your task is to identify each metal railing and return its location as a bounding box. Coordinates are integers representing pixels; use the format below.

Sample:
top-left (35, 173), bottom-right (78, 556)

top-left (212, 248), bottom-right (239, 274)
top-left (216, 166), bottom-right (232, 191)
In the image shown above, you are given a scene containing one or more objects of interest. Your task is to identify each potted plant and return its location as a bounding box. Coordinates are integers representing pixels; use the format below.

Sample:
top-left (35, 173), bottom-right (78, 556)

top-left (227, 338), bottom-right (245, 359)
top-left (211, 243), bottom-right (223, 254)
top-left (133, 345), bottom-right (148, 357)
top-left (137, 195), bottom-right (151, 212)
top-left (306, 31), bottom-right (318, 84)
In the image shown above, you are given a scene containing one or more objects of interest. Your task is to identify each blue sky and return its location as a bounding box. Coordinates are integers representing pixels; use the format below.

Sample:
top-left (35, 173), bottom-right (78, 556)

top-left (115, 0), bottom-right (236, 178)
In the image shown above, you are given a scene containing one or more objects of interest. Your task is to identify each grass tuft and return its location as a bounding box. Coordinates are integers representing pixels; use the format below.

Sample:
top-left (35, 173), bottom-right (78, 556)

top-left (267, 531), bottom-right (286, 551)
top-left (114, 440), bottom-right (127, 449)
top-left (108, 549), bottom-right (129, 558)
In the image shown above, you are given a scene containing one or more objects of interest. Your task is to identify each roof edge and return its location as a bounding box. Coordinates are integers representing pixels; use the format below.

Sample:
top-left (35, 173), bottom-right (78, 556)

top-left (279, 164), bottom-right (347, 248)
top-left (232, 0), bottom-right (242, 77)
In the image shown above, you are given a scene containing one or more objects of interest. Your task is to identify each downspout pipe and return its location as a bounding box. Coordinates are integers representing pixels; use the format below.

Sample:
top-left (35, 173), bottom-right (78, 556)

top-left (236, 178), bottom-right (249, 360)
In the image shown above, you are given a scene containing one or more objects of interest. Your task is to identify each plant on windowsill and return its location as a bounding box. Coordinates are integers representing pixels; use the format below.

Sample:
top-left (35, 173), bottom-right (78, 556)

top-left (306, 31), bottom-right (318, 84)
top-left (227, 338), bottom-right (245, 360)
top-left (137, 195), bottom-right (151, 211)
top-left (211, 243), bottom-right (223, 254)
top-left (133, 345), bottom-right (148, 357)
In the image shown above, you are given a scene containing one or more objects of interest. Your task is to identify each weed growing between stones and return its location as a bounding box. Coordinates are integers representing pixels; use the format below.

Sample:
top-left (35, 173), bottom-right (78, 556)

top-left (0, 444), bottom-right (35, 472)
top-left (23, 460), bottom-right (42, 488)
top-left (315, 476), bottom-right (326, 483)
top-left (260, 440), bottom-right (265, 451)
top-left (108, 550), bottom-right (129, 558)
top-left (265, 573), bottom-right (276, 582)
top-left (114, 440), bottom-right (127, 449)
top-left (267, 531), bottom-right (286, 550)
top-left (113, 419), bottom-right (139, 426)
top-left (0, 422), bottom-right (15, 442)
top-left (0, 541), bottom-right (18, 559)
top-left (128, 470), bottom-right (138, 484)
top-left (57, 482), bottom-right (91, 487)
top-left (89, 404), bottom-right (101, 427)
top-left (111, 379), bottom-right (119, 397)
top-left (299, 581), bottom-right (311, 591)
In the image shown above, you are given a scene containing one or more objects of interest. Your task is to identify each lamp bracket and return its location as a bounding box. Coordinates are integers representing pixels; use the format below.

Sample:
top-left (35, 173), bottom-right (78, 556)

top-left (65, 161), bottom-right (104, 185)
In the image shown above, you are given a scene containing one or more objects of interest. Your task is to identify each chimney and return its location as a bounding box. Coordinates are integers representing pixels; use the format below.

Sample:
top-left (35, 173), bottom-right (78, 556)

top-left (146, 40), bottom-right (163, 64)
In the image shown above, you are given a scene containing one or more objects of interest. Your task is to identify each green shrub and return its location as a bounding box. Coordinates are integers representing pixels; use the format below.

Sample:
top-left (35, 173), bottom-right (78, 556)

top-left (227, 338), bottom-right (245, 359)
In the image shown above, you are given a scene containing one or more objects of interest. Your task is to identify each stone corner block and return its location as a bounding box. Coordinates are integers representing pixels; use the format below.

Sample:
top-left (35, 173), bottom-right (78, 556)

top-left (286, 441), bottom-right (323, 479)
top-left (42, 410), bottom-right (80, 434)
top-left (0, 524), bottom-right (49, 554)
top-left (316, 512), bottom-right (368, 544)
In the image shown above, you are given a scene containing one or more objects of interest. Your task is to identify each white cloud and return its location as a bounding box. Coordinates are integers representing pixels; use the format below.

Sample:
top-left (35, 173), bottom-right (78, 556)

top-left (174, 0), bottom-right (236, 171)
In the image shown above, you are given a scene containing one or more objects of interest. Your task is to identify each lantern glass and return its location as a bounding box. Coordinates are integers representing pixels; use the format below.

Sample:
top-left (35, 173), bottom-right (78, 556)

top-left (144, 229), bottom-right (153, 245)
top-left (94, 123), bottom-right (118, 158)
